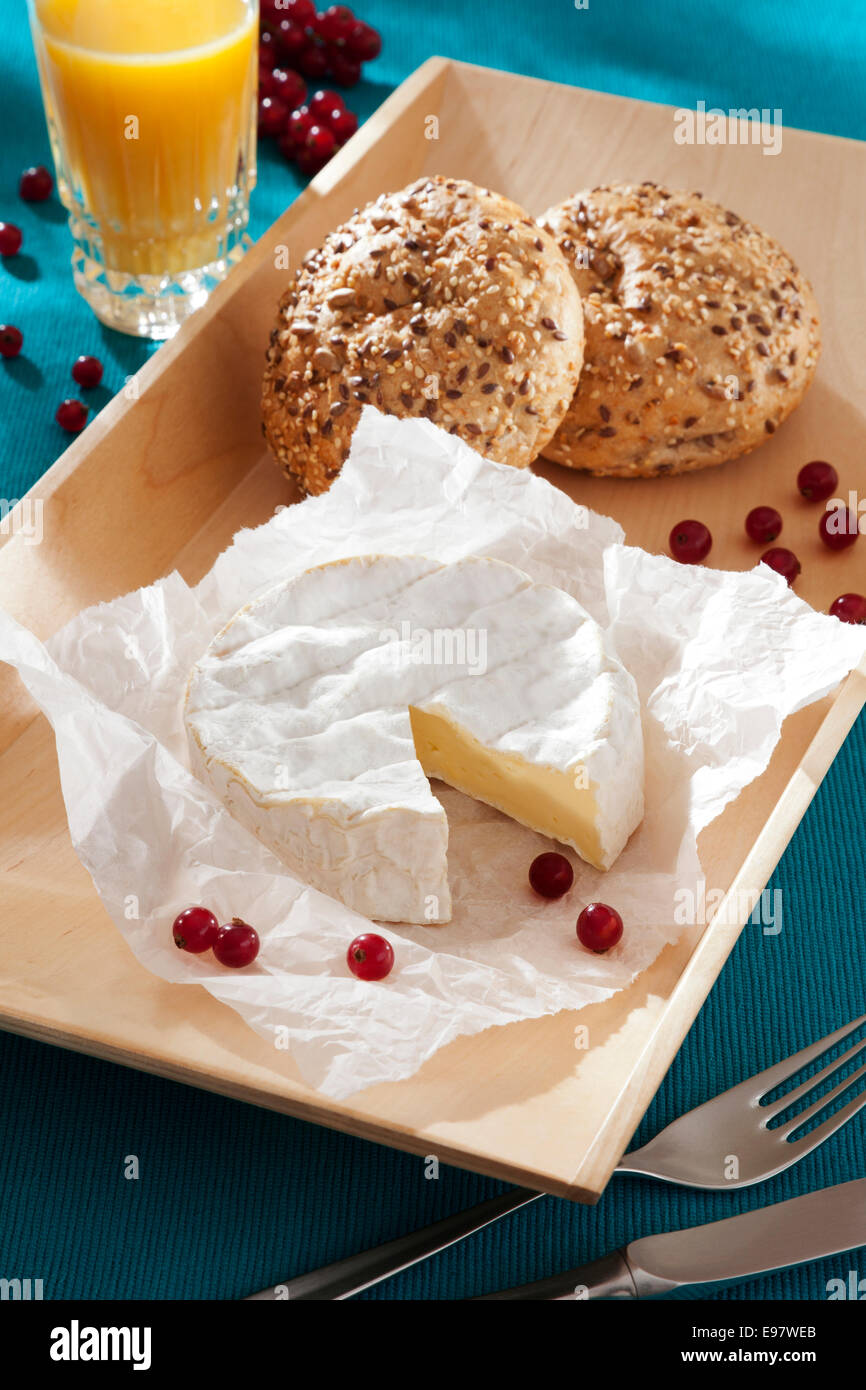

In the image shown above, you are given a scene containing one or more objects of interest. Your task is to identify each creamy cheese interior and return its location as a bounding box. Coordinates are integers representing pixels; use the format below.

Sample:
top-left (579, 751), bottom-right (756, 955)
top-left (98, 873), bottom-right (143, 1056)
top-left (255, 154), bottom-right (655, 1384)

top-left (410, 705), bottom-right (605, 870)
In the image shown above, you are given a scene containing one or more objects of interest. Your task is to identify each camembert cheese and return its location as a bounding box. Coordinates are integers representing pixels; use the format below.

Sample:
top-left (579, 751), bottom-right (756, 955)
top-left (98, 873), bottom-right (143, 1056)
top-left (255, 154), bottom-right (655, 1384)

top-left (185, 555), bottom-right (644, 924)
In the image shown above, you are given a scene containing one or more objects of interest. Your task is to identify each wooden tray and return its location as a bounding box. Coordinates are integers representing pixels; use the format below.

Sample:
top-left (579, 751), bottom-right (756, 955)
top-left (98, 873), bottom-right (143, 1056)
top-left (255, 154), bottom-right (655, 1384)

top-left (1, 58), bottom-right (865, 1203)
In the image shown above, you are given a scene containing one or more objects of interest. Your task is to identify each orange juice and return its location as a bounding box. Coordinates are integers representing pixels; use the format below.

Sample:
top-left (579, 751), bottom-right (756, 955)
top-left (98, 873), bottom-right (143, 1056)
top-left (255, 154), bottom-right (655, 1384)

top-left (29, 0), bottom-right (258, 334)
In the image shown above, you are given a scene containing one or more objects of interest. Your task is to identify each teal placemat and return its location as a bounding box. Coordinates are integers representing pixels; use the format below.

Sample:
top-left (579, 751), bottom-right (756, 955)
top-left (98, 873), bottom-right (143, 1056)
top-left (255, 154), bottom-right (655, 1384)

top-left (1, 0), bottom-right (864, 1300)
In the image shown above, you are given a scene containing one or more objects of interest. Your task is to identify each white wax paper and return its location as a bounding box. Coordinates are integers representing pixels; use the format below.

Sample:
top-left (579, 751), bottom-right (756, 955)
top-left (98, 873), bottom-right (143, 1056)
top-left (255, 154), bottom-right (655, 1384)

top-left (1, 408), bottom-right (864, 1099)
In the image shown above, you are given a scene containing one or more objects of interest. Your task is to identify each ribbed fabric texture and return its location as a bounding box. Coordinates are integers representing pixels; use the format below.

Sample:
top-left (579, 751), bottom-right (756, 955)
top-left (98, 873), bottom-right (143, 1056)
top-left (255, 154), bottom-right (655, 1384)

top-left (1, 0), bottom-right (864, 1300)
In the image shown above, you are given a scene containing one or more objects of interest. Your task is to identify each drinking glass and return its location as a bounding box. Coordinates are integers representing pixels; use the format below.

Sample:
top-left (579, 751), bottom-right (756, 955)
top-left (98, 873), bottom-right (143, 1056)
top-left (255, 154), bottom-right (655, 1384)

top-left (28, 0), bottom-right (259, 339)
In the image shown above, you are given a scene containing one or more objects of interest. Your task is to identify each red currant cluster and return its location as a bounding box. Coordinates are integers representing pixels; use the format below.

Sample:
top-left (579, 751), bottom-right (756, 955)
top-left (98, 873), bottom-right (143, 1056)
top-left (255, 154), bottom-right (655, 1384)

top-left (263, 85), bottom-right (359, 174)
top-left (261, 0), bottom-right (380, 84)
top-left (258, 1), bottom-right (380, 174)
top-left (173, 906), bottom-right (260, 968)
top-left (667, 461), bottom-right (864, 623)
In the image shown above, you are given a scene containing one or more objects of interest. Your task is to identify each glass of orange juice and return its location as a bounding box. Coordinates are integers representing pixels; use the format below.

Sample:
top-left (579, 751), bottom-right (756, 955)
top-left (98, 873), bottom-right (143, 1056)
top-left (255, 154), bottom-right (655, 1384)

top-left (27, 0), bottom-right (258, 339)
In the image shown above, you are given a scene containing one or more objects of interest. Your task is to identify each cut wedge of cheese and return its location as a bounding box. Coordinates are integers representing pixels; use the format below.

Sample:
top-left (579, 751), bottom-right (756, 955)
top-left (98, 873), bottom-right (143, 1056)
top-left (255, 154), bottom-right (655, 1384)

top-left (185, 554), bottom-right (644, 924)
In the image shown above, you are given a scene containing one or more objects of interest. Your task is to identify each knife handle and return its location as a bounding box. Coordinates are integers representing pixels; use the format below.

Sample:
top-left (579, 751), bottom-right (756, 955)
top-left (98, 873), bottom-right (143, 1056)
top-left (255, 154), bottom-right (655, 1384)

top-left (246, 1187), bottom-right (540, 1301)
top-left (475, 1250), bottom-right (638, 1300)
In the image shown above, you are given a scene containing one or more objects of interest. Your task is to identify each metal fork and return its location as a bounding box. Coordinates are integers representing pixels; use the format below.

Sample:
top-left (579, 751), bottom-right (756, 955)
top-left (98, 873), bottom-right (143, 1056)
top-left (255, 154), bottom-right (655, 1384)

top-left (246, 1012), bottom-right (866, 1300)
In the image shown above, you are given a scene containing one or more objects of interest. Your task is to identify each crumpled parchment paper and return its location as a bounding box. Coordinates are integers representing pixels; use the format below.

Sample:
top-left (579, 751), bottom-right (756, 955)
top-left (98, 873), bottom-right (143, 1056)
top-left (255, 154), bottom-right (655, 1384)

top-left (1, 408), bottom-right (863, 1098)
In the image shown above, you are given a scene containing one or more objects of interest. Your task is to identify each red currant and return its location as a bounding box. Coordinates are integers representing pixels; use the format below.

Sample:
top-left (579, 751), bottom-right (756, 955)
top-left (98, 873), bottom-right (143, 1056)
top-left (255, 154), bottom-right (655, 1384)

top-left (213, 918), bottom-right (260, 968)
top-left (347, 932), bottom-right (394, 981)
top-left (258, 34), bottom-right (278, 70)
top-left (19, 165), bottom-right (53, 201)
top-left (797, 460), bottom-right (838, 502)
top-left (287, 104), bottom-right (314, 146)
top-left (258, 66), bottom-right (278, 98)
top-left (172, 905), bottom-right (220, 953)
top-left (819, 507), bottom-right (859, 551)
top-left (328, 53), bottom-right (362, 85)
top-left (278, 0), bottom-right (317, 23)
top-left (346, 20), bottom-right (381, 61)
top-left (669, 519), bottom-right (712, 564)
top-left (0, 221), bottom-right (23, 256)
top-left (258, 95), bottom-right (289, 137)
top-left (274, 21), bottom-right (309, 60)
top-left (305, 123), bottom-right (337, 159)
top-left (71, 354), bottom-right (103, 388)
top-left (761, 546), bottom-right (801, 585)
top-left (270, 67), bottom-right (307, 108)
top-left (314, 6), bottom-right (355, 44)
top-left (309, 87), bottom-right (345, 119)
top-left (0, 324), bottom-right (23, 358)
top-left (745, 505), bottom-right (782, 544)
top-left (297, 123), bottom-right (337, 174)
top-left (829, 593), bottom-right (866, 624)
top-left (528, 852), bottom-right (573, 900)
top-left (278, 127), bottom-right (301, 161)
top-left (55, 399), bottom-right (88, 432)
top-left (299, 43), bottom-right (330, 78)
top-left (297, 148), bottom-right (325, 176)
top-left (327, 106), bottom-right (358, 142)
top-left (577, 903), bottom-right (623, 953)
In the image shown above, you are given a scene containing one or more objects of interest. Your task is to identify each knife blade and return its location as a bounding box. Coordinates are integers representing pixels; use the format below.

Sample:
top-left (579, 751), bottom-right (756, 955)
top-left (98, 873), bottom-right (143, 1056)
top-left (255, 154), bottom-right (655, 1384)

top-left (478, 1177), bottom-right (866, 1299)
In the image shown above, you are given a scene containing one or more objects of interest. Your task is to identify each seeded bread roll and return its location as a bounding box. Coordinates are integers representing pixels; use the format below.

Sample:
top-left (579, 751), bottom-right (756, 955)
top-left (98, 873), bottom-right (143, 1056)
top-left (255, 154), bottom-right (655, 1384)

top-left (262, 175), bottom-right (584, 495)
top-left (539, 182), bottom-right (821, 478)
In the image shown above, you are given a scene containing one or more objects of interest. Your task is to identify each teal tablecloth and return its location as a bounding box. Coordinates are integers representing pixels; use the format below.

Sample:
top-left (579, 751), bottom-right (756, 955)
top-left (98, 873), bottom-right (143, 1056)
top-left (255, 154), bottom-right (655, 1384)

top-left (1, 0), bottom-right (864, 1300)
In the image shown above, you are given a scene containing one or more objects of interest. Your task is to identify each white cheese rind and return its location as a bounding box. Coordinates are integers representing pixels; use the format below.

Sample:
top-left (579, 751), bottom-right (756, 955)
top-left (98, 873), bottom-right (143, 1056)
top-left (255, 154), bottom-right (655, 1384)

top-left (185, 554), bottom-right (644, 923)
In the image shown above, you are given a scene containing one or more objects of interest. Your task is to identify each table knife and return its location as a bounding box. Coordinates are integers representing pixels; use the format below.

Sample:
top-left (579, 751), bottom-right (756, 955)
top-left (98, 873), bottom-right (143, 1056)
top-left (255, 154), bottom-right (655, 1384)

top-left (478, 1177), bottom-right (866, 1299)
